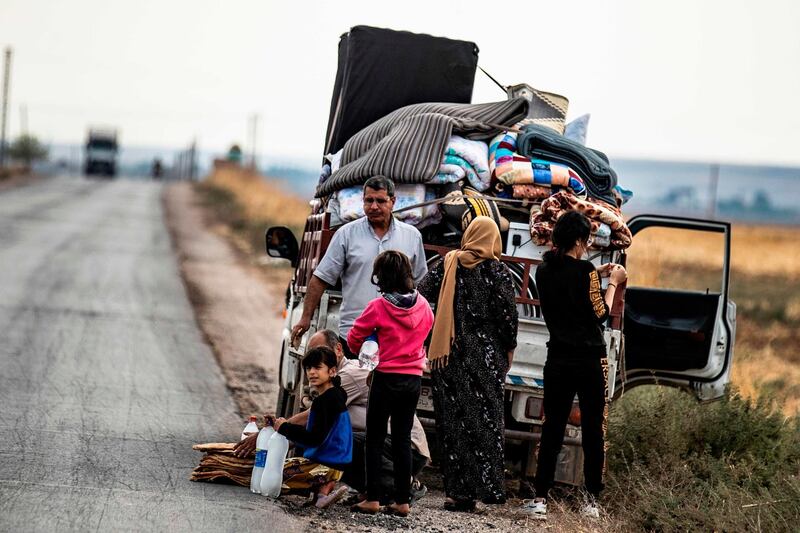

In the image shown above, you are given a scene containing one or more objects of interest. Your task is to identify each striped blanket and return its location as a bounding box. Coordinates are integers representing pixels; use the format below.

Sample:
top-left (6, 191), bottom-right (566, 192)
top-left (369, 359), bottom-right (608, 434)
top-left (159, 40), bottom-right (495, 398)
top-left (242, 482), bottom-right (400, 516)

top-left (530, 191), bottom-right (632, 250)
top-left (488, 131), bottom-right (586, 195)
top-left (315, 99), bottom-right (528, 197)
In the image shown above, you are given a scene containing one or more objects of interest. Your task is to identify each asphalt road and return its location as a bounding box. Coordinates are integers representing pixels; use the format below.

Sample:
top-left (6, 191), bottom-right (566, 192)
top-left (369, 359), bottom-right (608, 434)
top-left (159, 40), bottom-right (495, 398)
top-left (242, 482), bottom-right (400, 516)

top-left (0, 176), bottom-right (302, 532)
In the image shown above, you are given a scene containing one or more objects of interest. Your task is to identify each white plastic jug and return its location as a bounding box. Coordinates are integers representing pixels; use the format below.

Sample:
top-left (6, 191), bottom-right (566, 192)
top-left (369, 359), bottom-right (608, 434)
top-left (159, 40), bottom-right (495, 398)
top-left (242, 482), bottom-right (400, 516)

top-left (358, 332), bottom-right (379, 371)
top-left (250, 425), bottom-right (275, 493)
top-left (241, 415), bottom-right (259, 442)
top-left (260, 432), bottom-right (289, 498)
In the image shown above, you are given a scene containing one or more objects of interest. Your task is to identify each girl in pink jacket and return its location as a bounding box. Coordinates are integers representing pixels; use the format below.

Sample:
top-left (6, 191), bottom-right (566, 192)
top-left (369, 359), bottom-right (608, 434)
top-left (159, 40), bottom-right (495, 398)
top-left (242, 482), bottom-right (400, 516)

top-left (348, 250), bottom-right (434, 517)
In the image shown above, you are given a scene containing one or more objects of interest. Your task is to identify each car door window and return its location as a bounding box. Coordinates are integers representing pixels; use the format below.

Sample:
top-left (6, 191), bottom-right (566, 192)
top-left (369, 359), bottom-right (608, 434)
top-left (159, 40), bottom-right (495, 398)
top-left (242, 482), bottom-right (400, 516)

top-left (625, 226), bottom-right (725, 294)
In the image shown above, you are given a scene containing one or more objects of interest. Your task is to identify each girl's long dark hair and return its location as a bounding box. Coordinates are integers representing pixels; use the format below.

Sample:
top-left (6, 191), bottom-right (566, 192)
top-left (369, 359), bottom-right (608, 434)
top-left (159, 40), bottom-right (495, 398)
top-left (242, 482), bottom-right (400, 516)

top-left (542, 210), bottom-right (592, 262)
top-left (302, 346), bottom-right (341, 387)
top-left (372, 250), bottom-right (415, 294)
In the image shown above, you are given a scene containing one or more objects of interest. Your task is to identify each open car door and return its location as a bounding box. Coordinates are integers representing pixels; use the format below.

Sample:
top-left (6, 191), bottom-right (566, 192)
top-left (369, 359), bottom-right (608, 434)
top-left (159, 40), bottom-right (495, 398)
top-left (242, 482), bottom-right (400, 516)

top-left (620, 215), bottom-right (737, 401)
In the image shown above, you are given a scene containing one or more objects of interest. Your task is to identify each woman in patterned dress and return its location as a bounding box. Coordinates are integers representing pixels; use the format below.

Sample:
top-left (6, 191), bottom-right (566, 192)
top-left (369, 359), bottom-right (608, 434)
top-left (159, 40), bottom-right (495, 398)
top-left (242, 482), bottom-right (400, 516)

top-left (418, 216), bottom-right (518, 512)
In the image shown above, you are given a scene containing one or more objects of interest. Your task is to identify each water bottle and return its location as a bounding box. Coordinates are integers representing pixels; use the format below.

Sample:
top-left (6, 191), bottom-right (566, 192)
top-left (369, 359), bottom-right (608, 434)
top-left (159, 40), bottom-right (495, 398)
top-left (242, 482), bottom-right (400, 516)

top-left (260, 431), bottom-right (290, 498)
top-left (250, 423), bottom-right (275, 493)
top-left (358, 332), bottom-right (379, 371)
top-left (241, 415), bottom-right (259, 441)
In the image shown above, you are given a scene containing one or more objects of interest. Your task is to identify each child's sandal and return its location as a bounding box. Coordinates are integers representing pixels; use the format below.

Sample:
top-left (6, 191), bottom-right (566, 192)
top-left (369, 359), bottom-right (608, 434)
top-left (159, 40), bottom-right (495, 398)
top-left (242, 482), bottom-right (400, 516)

top-left (315, 486), bottom-right (348, 509)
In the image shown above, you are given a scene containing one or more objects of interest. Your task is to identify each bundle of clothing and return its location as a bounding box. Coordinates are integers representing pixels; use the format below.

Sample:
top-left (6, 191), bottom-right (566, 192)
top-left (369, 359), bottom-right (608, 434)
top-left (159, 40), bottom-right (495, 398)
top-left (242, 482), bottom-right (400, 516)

top-left (428, 135), bottom-right (492, 191)
top-left (530, 191), bottom-right (633, 249)
top-left (327, 133), bottom-right (499, 229)
top-left (315, 98), bottom-right (529, 197)
top-left (516, 123), bottom-right (618, 206)
top-left (439, 183), bottom-right (509, 232)
top-left (328, 184), bottom-right (441, 228)
top-left (190, 442), bottom-right (253, 486)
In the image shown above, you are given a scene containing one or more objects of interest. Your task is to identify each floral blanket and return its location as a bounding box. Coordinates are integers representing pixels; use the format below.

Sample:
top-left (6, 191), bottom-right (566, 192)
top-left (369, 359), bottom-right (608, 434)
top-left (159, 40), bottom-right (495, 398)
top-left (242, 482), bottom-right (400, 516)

top-left (530, 191), bottom-right (632, 249)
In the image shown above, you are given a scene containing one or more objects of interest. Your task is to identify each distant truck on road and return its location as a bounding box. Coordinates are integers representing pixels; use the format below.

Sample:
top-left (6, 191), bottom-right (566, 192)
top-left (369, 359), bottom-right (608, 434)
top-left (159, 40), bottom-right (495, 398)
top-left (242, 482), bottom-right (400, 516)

top-left (84, 128), bottom-right (118, 177)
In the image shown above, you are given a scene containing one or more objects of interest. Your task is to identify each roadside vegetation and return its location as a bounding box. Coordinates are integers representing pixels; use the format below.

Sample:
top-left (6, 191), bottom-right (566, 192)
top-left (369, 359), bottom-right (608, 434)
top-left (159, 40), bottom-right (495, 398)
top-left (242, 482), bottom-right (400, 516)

top-left (194, 168), bottom-right (800, 531)
top-left (1, 134), bottom-right (48, 179)
top-left (194, 162), bottom-right (308, 259)
top-left (612, 225), bottom-right (800, 530)
top-left (606, 388), bottom-right (800, 531)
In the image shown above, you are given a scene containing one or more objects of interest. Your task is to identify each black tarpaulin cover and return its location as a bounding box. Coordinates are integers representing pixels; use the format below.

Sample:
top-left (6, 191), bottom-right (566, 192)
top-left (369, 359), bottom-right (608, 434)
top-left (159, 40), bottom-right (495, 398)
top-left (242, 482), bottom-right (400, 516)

top-left (323, 26), bottom-right (479, 156)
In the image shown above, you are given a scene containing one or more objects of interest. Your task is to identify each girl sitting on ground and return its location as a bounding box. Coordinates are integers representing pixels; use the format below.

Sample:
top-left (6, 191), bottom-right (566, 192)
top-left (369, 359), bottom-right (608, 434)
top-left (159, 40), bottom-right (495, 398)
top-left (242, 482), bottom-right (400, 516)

top-left (347, 250), bottom-right (434, 517)
top-left (273, 346), bottom-right (353, 509)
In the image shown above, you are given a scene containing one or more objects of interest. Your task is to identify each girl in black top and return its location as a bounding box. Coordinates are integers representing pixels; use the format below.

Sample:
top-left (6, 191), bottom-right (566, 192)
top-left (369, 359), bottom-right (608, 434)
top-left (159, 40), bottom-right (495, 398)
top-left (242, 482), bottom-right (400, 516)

top-left (529, 211), bottom-right (627, 520)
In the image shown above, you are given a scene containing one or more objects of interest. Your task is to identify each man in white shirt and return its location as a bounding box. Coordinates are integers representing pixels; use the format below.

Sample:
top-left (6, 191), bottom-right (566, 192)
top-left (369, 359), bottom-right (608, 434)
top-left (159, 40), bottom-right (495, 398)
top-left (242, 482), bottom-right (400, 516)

top-left (290, 176), bottom-right (427, 357)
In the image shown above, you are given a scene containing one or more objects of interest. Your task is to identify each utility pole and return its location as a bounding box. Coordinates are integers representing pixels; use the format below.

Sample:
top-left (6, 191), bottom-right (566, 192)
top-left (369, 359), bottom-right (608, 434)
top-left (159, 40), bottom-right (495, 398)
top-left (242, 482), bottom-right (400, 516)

top-left (0, 47), bottom-right (12, 170)
top-left (708, 163), bottom-right (720, 219)
top-left (189, 139), bottom-right (197, 180)
top-left (248, 113), bottom-right (259, 170)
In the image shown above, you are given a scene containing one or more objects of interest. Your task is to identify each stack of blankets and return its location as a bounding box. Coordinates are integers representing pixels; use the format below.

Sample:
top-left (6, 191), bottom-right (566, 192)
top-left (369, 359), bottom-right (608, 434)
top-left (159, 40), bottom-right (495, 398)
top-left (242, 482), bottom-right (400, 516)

top-left (489, 129), bottom-right (587, 199)
top-left (317, 92), bottom-right (634, 251)
top-left (429, 135), bottom-right (492, 191)
top-left (190, 442), bottom-right (252, 486)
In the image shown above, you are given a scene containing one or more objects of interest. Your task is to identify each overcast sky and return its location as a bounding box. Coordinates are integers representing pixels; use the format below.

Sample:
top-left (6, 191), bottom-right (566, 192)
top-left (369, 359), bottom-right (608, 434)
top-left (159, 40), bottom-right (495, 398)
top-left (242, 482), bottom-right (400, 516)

top-left (1, 0), bottom-right (799, 166)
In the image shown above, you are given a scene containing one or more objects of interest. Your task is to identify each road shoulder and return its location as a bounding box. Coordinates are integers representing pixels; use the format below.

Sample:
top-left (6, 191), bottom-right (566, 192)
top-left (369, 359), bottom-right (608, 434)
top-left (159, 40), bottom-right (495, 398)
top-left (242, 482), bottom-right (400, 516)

top-left (163, 181), bottom-right (285, 418)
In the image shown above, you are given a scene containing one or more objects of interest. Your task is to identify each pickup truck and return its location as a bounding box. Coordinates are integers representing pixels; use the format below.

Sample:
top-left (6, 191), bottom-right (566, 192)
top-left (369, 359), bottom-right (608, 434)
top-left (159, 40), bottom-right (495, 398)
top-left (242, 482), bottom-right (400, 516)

top-left (263, 26), bottom-right (737, 485)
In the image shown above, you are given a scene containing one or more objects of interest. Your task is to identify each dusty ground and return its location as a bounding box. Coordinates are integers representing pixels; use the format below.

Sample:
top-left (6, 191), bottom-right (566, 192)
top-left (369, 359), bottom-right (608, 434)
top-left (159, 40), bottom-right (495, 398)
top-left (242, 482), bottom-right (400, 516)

top-left (163, 182), bottom-right (610, 532)
top-left (164, 182), bottom-right (285, 417)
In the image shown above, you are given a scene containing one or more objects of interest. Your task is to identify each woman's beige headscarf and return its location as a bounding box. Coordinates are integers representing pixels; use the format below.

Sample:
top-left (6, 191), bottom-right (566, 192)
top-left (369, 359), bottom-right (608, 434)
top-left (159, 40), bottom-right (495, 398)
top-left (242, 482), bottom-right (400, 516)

top-left (428, 216), bottom-right (502, 369)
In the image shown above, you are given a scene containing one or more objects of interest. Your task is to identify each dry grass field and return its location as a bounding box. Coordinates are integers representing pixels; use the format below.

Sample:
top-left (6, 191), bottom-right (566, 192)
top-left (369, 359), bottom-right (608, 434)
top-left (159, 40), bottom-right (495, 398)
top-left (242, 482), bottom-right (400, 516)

top-left (204, 163), bottom-right (309, 229)
top-left (195, 162), bottom-right (310, 258)
top-left (626, 225), bottom-right (800, 414)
